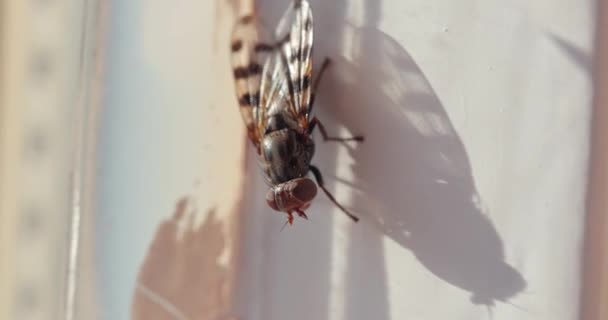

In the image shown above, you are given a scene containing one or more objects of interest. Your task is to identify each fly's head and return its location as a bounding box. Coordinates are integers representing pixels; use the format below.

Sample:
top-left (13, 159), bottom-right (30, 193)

top-left (266, 177), bottom-right (317, 212)
top-left (261, 127), bottom-right (316, 222)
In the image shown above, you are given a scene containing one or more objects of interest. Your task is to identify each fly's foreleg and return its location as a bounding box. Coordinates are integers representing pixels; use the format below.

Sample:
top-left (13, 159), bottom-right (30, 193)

top-left (309, 165), bottom-right (359, 222)
top-left (308, 117), bottom-right (364, 142)
top-left (308, 58), bottom-right (364, 142)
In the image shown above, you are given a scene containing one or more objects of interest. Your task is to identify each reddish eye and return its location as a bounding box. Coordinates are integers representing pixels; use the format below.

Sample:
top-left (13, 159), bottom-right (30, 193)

top-left (292, 178), bottom-right (317, 203)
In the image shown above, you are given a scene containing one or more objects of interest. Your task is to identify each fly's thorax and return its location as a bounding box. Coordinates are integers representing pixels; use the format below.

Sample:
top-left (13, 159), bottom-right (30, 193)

top-left (261, 128), bottom-right (315, 184)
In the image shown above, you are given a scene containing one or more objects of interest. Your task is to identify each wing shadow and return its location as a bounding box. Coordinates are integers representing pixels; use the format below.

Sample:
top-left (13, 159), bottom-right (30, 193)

top-left (319, 24), bottom-right (527, 308)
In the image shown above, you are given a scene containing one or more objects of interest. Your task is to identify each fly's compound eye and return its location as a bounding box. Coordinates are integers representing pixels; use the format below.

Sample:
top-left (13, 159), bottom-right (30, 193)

top-left (291, 178), bottom-right (317, 203)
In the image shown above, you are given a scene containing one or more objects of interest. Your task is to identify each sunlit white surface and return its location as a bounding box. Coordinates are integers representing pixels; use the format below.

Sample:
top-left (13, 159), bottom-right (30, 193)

top-left (97, 0), bottom-right (594, 319)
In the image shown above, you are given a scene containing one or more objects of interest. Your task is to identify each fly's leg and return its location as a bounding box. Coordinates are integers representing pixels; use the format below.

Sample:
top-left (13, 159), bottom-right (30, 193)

top-left (295, 209), bottom-right (309, 220)
top-left (309, 117), bottom-right (364, 142)
top-left (309, 165), bottom-right (359, 222)
top-left (280, 211), bottom-right (304, 231)
top-left (308, 58), bottom-right (364, 142)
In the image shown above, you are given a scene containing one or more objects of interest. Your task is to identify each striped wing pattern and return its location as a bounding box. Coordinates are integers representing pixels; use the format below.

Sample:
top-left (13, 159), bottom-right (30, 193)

top-left (230, 0), bottom-right (315, 149)
top-left (276, 0), bottom-right (314, 128)
top-left (230, 15), bottom-right (275, 148)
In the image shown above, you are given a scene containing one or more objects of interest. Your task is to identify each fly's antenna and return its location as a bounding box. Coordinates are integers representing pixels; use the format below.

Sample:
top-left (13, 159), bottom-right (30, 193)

top-left (280, 219), bottom-right (289, 232)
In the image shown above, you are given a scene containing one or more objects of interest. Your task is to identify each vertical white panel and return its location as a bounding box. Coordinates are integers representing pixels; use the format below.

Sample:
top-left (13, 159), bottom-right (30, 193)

top-left (238, 0), bottom-right (595, 319)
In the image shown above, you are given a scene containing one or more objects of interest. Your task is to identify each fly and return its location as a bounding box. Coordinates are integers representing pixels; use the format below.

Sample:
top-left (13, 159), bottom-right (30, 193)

top-left (230, 0), bottom-right (364, 226)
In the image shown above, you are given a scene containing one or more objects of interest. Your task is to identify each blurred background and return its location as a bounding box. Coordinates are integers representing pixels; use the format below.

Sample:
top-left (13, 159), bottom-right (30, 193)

top-left (0, 0), bottom-right (606, 320)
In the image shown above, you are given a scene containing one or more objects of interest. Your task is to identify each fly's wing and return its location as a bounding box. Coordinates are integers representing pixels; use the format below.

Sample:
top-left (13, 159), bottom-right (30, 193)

top-left (259, 47), bottom-right (295, 125)
top-left (275, 0), bottom-right (314, 130)
top-left (230, 15), bottom-right (276, 149)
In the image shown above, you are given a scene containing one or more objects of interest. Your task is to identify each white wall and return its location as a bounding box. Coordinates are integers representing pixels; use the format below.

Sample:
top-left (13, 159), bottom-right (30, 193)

top-left (97, 0), bottom-right (595, 319)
